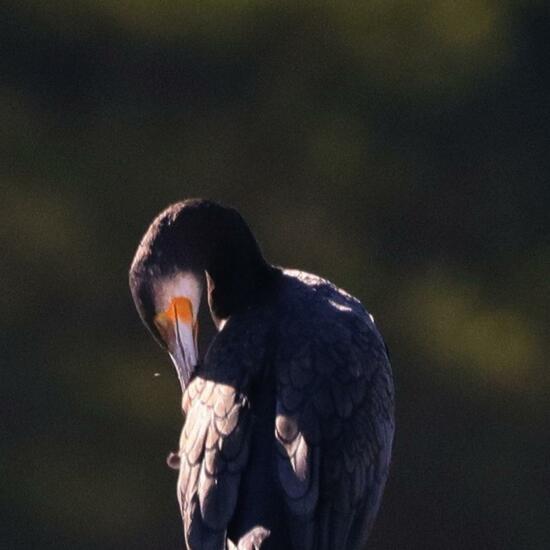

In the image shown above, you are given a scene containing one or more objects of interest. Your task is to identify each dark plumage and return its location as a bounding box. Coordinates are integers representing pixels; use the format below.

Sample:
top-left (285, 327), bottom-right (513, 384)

top-left (129, 199), bottom-right (394, 549)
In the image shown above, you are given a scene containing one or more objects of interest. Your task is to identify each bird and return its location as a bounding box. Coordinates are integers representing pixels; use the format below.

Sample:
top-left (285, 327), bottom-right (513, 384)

top-left (129, 199), bottom-right (394, 550)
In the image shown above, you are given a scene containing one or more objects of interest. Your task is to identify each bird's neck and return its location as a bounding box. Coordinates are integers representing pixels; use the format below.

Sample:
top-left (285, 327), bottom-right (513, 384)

top-left (206, 249), bottom-right (276, 322)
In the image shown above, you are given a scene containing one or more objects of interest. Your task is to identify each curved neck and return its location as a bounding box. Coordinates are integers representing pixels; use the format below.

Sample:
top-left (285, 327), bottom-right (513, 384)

top-left (204, 231), bottom-right (275, 321)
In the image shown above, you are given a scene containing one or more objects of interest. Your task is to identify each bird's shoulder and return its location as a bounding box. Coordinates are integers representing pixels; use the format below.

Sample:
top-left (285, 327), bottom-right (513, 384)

top-left (277, 269), bottom-right (388, 366)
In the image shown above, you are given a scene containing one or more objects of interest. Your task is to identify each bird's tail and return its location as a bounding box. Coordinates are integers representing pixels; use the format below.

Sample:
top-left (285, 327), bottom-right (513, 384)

top-left (227, 526), bottom-right (271, 550)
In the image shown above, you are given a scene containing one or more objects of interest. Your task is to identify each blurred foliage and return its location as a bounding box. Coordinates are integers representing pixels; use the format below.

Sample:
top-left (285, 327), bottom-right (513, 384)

top-left (1, 1), bottom-right (549, 549)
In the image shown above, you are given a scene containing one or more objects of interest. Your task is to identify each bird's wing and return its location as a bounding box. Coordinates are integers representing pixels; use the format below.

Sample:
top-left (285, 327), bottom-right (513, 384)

top-left (275, 312), bottom-right (395, 549)
top-left (177, 311), bottom-right (269, 550)
top-left (178, 375), bottom-right (251, 550)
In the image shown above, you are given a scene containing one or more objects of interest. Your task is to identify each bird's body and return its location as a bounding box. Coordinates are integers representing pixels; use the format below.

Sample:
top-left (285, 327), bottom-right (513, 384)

top-left (130, 200), bottom-right (394, 549)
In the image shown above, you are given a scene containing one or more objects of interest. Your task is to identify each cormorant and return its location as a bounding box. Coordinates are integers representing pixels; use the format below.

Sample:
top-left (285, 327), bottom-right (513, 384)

top-left (129, 199), bottom-right (394, 550)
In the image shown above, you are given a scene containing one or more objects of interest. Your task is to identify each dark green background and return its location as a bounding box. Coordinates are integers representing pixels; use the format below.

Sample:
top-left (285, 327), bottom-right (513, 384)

top-left (2, 2), bottom-right (548, 549)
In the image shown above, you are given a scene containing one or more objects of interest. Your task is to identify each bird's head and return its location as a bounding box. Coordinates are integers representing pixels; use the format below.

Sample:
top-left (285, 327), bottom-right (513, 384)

top-left (129, 199), bottom-right (270, 390)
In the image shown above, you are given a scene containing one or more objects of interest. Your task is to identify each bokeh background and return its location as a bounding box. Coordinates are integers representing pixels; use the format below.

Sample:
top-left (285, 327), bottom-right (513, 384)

top-left (2, 2), bottom-right (549, 549)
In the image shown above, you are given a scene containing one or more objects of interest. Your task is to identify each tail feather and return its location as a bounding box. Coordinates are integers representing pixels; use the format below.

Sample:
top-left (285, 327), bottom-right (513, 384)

top-left (227, 526), bottom-right (271, 550)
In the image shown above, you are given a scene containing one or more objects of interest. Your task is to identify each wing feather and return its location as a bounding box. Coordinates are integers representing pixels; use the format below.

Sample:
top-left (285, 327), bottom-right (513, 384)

top-left (275, 299), bottom-right (395, 550)
top-left (174, 307), bottom-right (271, 549)
top-left (177, 376), bottom-right (252, 548)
